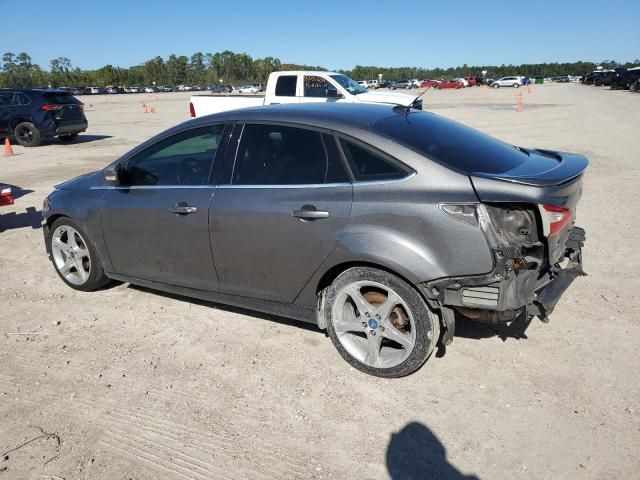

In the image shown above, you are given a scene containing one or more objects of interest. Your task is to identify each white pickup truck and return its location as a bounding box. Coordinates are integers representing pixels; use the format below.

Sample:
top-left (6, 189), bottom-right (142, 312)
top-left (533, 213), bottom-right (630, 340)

top-left (189, 71), bottom-right (421, 117)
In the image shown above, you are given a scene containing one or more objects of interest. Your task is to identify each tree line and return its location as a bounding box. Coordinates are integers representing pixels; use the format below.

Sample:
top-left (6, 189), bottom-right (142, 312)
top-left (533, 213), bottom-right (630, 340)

top-left (1, 50), bottom-right (638, 89)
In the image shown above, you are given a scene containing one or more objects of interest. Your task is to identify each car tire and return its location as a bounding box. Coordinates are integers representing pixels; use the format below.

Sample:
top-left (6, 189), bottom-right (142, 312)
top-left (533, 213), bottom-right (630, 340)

top-left (493, 83), bottom-right (500, 88)
top-left (324, 267), bottom-right (440, 378)
top-left (13, 122), bottom-right (41, 147)
top-left (513, 83), bottom-right (520, 88)
top-left (48, 217), bottom-right (111, 292)
top-left (58, 133), bottom-right (79, 143)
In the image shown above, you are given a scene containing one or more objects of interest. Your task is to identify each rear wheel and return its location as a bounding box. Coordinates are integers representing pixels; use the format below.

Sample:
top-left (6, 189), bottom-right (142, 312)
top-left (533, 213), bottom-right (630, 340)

top-left (513, 83), bottom-right (520, 88)
top-left (13, 122), bottom-right (41, 147)
top-left (324, 267), bottom-right (440, 378)
top-left (58, 133), bottom-right (79, 142)
top-left (48, 217), bottom-right (110, 291)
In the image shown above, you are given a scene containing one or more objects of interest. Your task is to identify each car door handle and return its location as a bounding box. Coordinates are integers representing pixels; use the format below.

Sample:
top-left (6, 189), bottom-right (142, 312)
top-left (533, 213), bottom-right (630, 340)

top-left (169, 203), bottom-right (198, 215)
top-left (292, 206), bottom-right (329, 220)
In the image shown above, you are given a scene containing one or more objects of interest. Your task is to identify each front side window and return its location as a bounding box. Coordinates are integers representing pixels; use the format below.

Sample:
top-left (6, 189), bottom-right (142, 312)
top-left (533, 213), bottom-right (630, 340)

top-left (304, 76), bottom-right (331, 97)
top-left (123, 125), bottom-right (224, 186)
top-left (340, 140), bottom-right (408, 182)
top-left (274, 75), bottom-right (297, 97)
top-left (232, 124), bottom-right (348, 185)
top-left (329, 74), bottom-right (367, 95)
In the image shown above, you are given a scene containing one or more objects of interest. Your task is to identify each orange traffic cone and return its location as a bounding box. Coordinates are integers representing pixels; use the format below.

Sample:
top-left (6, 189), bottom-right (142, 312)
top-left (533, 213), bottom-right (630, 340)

top-left (3, 138), bottom-right (14, 157)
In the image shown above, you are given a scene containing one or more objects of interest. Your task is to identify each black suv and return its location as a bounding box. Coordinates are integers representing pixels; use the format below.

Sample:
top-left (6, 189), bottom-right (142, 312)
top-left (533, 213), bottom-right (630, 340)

top-left (0, 89), bottom-right (88, 147)
top-left (610, 69), bottom-right (640, 90)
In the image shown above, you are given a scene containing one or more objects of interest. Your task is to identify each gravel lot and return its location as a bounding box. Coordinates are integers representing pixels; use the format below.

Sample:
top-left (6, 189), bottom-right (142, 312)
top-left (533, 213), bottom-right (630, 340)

top-left (1, 85), bottom-right (638, 480)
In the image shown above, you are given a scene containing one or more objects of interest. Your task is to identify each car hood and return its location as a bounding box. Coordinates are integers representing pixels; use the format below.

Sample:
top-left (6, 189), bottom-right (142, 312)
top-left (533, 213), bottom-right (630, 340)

top-left (356, 91), bottom-right (416, 107)
top-left (54, 170), bottom-right (103, 190)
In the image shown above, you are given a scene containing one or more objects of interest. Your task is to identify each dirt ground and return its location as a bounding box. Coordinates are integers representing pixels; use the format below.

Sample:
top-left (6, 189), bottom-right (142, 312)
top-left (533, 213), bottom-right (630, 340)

top-left (1, 84), bottom-right (638, 480)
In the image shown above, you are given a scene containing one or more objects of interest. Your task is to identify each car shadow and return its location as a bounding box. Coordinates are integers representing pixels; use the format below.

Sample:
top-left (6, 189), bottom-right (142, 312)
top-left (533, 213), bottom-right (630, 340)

top-left (127, 284), bottom-right (324, 334)
top-left (0, 206), bottom-right (42, 233)
top-left (454, 310), bottom-right (533, 342)
top-left (386, 422), bottom-right (480, 479)
top-left (52, 135), bottom-right (112, 145)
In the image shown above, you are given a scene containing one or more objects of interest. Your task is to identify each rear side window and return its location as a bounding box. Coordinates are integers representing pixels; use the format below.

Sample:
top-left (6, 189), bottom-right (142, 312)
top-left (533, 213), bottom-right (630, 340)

top-left (373, 112), bottom-right (528, 175)
top-left (340, 140), bottom-right (408, 181)
top-left (232, 124), bottom-right (348, 185)
top-left (16, 93), bottom-right (31, 105)
top-left (275, 75), bottom-right (297, 97)
top-left (123, 125), bottom-right (224, 186)
top-left (304, 75), bottom-right (330, 97)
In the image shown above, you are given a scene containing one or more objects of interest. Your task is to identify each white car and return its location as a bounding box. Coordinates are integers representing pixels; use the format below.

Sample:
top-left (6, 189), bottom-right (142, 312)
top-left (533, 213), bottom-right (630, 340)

top-left (238, 85), bottom-right (259, 93)
top-left (190, 71), bottom-right (419, 117)
top-left (492, 76), bottom-right (522, 88)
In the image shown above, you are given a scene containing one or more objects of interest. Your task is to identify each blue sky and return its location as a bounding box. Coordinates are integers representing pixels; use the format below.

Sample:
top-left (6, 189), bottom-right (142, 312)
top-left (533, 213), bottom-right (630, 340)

top-left (1, 0), bottom-right (638, 70)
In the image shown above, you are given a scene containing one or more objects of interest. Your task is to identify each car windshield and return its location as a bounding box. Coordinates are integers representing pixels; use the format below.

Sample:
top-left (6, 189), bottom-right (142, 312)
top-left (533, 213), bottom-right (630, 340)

top-left (330, 74), bottom-right (367, 95)
top-left (373, 111), bottom-right (529, 175)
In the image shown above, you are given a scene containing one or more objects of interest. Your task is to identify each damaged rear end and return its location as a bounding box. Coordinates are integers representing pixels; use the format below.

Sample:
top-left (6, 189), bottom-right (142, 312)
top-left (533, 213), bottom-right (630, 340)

top-left (424, 148), bottom-right (588, 334)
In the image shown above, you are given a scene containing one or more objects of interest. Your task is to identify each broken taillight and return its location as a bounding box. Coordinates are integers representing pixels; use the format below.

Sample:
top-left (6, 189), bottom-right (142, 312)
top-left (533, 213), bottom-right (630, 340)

top-left (542, 204), bottom-right (572, 236)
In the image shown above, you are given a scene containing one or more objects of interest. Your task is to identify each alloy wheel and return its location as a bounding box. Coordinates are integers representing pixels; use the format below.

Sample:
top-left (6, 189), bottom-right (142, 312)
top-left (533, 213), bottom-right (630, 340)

top-left (331, 281), bottom-right (417, 369)
top-left (51, 225), bottom-right (91, 285)
top-left (16, 125), bottom-right (34, 145)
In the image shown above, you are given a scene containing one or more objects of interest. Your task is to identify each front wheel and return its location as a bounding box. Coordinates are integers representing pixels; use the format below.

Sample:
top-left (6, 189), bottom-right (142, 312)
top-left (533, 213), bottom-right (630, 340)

top-left (324, 267), bottom-right (440, 378)
top-left (493, 83), bottom-right (500, 88)
top-left (13, 122), bottom-right (41, 147)
top-left (48, 217), bottom-right (110, 291)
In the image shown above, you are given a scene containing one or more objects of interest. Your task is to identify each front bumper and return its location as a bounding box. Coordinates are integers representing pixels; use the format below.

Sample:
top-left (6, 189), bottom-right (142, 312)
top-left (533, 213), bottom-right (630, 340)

top-left (423, 226), bottom-right (586, 321)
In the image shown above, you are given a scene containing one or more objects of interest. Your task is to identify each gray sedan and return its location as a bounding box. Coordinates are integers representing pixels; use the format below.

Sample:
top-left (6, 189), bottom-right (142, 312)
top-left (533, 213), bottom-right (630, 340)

top-left (42, 103), bottom-right (587, 377)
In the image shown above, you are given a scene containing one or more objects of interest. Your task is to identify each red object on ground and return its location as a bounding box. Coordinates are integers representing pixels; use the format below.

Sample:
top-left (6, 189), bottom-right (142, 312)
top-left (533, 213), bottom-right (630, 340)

top-left (0, 186), bottom-right (14, 206)
top-left (420, 80), bottom-right (440, 88)
top-left (3, 138), bottom-right (14, 157)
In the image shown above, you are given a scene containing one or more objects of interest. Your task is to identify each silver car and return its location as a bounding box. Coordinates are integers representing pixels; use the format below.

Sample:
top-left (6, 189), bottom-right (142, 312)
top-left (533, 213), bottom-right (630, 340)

top-left (492, 76), bottom-right (523, 88)
top-left (42, 103), bottom-right (587, 377)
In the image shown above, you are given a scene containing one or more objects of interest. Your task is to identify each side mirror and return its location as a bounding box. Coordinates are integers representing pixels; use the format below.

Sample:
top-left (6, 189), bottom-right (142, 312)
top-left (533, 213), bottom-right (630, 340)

top-left (104, 164), bottom-right (122, 185)
top-left (327, 87), bottom-right (342, 98)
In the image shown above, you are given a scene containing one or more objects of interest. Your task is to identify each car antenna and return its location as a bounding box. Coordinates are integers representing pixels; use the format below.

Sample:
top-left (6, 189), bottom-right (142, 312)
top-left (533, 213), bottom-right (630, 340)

top-left (393, 85), bottom-right (434, 116)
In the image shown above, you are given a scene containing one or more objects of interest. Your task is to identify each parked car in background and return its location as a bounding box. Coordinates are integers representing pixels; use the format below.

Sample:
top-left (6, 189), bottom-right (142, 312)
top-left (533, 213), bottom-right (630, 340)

top-left (419, 80), bottom-right (440, 88)
top-left (378, 80), bottom-right (391, 89)
top-left (0, 89), bottom-right (88, 147)
top-left (609, 68), bottom-right (640, 90)
top-left (0, 184), bottom-right (14, 207)
top-left (435, 80), bottom-right (464, 89)
top-left (593, 71), bottom-right (617, 87)
top-left (42, 102), bottom-right (588, 377)
top-left (144, 86), bottom-right (158, 93)
top-left (88, 87), bottom-right (106, 94)
top-left (71, 87), bottom-right (87, 95)
top-left (357, 81), bottom-right (370, 89)
top-left (491, 76), bottom-right (522, 88)
top-left (208, 85), bottom-right (232, 93)
top-left (368, 80), bottom-right (380, 89)
top-left (124, 87), bottom-right (141, 93)
top-left (106, 86), bottom-right (124, 94)
top-left (389, 80), bottom-right (413, 90)
top-left (238, 85), bottom-right (260, 94)
top-left (190, 71), bottom-right (421, 117)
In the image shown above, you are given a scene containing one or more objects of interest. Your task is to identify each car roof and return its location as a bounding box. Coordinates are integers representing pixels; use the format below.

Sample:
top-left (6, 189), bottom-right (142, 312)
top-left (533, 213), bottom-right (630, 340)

top-left (184, 102), bottom-right (414, 134)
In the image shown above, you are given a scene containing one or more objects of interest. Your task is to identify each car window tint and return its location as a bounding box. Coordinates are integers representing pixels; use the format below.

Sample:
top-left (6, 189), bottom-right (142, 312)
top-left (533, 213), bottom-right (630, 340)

top-left (0, 92), bottom-right (14, 107)
top-left (340, 140), bottom-right (408, 181)
top-left (16, 93), bottom-right (30, 105)
top-left (233, 124), bottom-right (330, 185)
top-left (304, 76), bottom-right (330, 97)
top-left (124, 125), bottom-right (224, 186)
top-left (275, 75), bottom-right (297, 97)
top-left (373, 111), bottom-right (529, 175)
top-left (322, 134), bottom-right (350, 183)
top-left (43, 92), bottom-right (76, 104)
